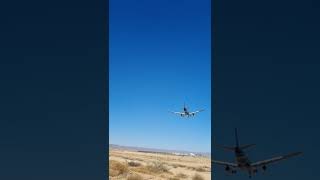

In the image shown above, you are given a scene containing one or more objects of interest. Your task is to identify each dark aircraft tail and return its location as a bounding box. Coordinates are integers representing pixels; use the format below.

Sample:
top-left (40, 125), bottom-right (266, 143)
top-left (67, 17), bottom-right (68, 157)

top-left (183, 102), bottom-right (187, 111)
top-left (235, 128), bottom-right (256, 150)
top-left (235, 128), bottom-right (239, 148)
top-left (215, 128), bottom-right (256, 152)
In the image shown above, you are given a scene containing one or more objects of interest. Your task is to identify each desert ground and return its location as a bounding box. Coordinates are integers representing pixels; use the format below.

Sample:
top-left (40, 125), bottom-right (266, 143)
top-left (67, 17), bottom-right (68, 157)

top-left (109, 148), bottom-right (211, 180)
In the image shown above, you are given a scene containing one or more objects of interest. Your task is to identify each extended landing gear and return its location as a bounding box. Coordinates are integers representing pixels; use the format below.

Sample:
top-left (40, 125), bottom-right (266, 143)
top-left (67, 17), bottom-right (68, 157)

top-left (225, 166), bottom-right (237, 174)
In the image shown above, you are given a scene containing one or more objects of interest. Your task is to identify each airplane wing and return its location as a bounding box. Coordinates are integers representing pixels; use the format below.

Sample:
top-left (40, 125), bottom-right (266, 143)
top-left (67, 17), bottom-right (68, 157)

top-left (251, 152), bottom-right (302, 167)
top-left (190, 109), bottom-right (205, 115)
top-left (212, 160), bottom-right (238, 167)
top-left (170, 111), bottom-right (185, 115)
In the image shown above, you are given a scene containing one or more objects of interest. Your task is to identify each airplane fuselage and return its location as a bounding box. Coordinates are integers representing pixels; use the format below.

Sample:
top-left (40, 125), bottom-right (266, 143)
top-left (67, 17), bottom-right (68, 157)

top-left (183, 108), bottom-right (191, 116)
top-left (235, 148), bottom-right (257, 177)
top-left (171, 105), bottom-right (202, 117)
top-left (214, 128), bottom-right (301, 178)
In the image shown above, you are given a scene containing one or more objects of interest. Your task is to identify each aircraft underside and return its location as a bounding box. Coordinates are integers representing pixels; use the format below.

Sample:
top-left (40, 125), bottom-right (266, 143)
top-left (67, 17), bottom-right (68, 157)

top-left (225, 164), bottom-right (267, 178)
top-left (213, 128), bottom-right (301, 178)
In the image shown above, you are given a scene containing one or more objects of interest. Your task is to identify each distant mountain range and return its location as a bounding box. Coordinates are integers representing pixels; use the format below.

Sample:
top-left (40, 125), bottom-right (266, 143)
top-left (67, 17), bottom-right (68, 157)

top-left (109, 144), bottom-right (211, 158)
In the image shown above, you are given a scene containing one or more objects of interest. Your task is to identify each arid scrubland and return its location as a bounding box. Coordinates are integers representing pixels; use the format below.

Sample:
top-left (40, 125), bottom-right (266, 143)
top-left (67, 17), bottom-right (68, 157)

top-left (109, 149), bottom-right (211, 180)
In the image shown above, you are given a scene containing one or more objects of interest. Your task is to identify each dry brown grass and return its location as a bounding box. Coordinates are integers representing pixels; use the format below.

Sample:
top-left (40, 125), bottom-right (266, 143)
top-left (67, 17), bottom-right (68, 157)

top-left (134, 161), bottom-right (169, 175)
top-left (194, 166), bottom-right (206, 172)
top-left (146, 161), bottom-right (169, 173)
top-left (109, 149), bottom-right (211, 180)
top-left (127, 174), bottom-right (143, 180)
top-left (169, 173), bottom-right (189, 180)
top-left (169, 177), bottom-right (180, 180)
top-left (175, 173), bottom-right (188, 178)
top-left (128, 161), bottom-right (141, 167)
top-left (171, 163), bottom-right (187, 168)
top-left (109, 160), bottom-right (128, 177)
top-left (192, 173), bottom-right (205, 180)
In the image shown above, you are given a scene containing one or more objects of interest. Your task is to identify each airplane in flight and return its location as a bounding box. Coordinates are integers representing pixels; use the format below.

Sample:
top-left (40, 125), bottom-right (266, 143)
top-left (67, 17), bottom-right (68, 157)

top-left (213, 128), bottom-right (302, 178)
top-left (170, 103), bottom-right (204, 117)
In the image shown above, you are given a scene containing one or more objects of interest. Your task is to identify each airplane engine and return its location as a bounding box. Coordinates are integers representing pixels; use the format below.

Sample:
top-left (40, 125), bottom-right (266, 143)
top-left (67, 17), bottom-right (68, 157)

top-left (225, 165), bottom-right (230, 172)
top-left (225, 166), bottom-right (236, 173)
top-left (262, 165), bottom-right (267, 171)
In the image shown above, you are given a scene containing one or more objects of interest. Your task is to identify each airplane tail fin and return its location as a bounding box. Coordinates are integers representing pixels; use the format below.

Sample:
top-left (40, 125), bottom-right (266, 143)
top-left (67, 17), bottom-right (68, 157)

top-left (234, 129), bottom-right (256, 150)
top-left (213, 137), bottom-right (235, 152)
top-left (214, 129), bottom-right (255, 152)
top-left (235, 128), bottom-right (239, 148)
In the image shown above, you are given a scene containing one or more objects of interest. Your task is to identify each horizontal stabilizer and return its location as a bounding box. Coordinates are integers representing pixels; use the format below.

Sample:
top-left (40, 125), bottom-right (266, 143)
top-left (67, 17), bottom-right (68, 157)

top-left (239, 144), bottom-right (256, 150)
top-left (215, 144), bottom-right (235, 151)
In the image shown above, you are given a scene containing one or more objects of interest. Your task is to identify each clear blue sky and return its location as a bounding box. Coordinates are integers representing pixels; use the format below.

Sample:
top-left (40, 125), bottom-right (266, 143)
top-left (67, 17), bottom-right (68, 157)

top-left (109, 0), bottom-right (211, 153)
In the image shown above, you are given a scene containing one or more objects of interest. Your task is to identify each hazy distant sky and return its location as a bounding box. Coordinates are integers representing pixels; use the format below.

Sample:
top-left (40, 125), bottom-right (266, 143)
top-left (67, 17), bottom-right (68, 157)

top-left (109, 0), bottom-right (211, 152)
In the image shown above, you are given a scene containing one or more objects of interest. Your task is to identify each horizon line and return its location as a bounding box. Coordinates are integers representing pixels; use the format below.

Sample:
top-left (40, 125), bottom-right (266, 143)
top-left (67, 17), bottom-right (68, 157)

top-left (109, 143), bottom-right (211, 154)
